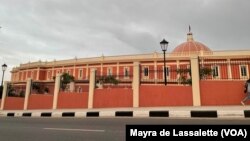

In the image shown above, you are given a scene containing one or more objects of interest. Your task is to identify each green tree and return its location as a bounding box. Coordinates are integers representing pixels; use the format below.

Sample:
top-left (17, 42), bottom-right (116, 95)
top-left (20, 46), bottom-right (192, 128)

top-left (199, 67), bottom-right (212, 79)
top-left (60, 73), bottom-right (75, 91)
top-left (176, 68), bottom-right (192, 85)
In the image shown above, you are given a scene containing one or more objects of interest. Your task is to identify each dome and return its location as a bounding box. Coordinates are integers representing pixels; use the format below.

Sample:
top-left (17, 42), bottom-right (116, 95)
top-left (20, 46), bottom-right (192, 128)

top-left (171, 32), bottom-right (212, 56)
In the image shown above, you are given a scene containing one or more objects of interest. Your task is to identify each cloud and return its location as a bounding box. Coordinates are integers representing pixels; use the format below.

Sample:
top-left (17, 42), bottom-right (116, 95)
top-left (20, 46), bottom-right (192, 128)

top-left (0, 0), bottom-right (250, 80)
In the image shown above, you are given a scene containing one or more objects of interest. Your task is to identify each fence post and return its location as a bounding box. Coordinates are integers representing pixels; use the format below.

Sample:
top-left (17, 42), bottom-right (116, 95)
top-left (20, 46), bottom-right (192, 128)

top-left (88, 69), bottom-right (96, 109)
top-left (24, 78), bottom-right (32, 110)
top-left (133, 62), bottom-right (140, 108)
top-left (52, 73), bottom-right (61, 110)
top-left (0, 81), bottom-right (8, 110)
top-left (190, 56), bottom-right (201, 106)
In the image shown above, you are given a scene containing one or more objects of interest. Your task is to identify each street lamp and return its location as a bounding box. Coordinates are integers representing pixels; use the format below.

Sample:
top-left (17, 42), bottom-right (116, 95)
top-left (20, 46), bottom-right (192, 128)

top-left (160, 39), bottom-right (169, 85)
top-left (1, 63), bottom-right (7, 86)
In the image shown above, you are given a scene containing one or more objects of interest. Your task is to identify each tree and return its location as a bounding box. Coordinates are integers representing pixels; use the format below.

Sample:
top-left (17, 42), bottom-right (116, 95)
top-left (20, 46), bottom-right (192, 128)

top-left (199, 67), bottom-right (212, 79)
top-left (60, 73), bottom-right (75, 91)
top-left (96, 75), bottom-right (119, 88)
top-left (176, 68), bottom-right (192, 85)
top-left (32, 82), bottom-right (41, 93)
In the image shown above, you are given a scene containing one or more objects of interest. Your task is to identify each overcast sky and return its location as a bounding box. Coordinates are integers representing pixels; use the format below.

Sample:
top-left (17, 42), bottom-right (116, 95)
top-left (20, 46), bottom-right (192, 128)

top-left (0, 0), bottom-right (250, 80)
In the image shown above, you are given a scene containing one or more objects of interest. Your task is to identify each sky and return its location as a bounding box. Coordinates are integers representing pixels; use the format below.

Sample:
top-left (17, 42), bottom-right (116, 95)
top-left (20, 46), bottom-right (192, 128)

top-left (0, 0), bottom-right (250, 81)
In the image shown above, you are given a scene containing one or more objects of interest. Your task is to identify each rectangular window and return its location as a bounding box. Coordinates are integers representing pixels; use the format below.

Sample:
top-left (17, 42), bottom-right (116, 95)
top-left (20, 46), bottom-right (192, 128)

top-left (212, 65), bottom-right (219, 78)
top-left (124, 67), bottom-right (129, 78)
top-left (107, 67), bottom-right (113, 76)
top-left (240, 65), bottom-right (248, 78)
top-left (162, 66), bottom-right (170, 79)
top-left (143, 67), bottom-right (149, 77)
top-left (79, 69), bottom-right (83, 79)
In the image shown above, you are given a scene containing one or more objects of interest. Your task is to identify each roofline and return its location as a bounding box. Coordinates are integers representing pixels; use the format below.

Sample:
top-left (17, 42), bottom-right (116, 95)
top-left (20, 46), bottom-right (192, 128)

top-left (11, 50), bottom-right (250, 72)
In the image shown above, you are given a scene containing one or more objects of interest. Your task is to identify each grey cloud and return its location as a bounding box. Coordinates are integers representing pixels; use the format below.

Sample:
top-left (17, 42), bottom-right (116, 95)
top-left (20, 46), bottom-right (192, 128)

top-left (0, 0), bottom-right (250, 80)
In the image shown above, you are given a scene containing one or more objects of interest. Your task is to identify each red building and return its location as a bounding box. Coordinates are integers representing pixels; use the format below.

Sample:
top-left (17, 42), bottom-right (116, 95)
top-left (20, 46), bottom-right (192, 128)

top-left (1, 31), bottom-right (249, 110)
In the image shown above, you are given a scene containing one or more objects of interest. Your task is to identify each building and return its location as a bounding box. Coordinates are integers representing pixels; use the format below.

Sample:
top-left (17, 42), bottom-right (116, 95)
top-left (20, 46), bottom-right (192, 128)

top-left (1, 30), bottom-right (250, 110)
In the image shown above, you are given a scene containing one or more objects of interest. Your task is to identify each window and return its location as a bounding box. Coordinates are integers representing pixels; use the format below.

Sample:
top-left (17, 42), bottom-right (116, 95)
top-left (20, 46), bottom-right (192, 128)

top-left (143, 67), bottom-right (149, 77)
top-left (107, 67), bottom-right (112, 76)
top-left (162, 66), bottom-right (170, 78)
top-left (79, 69), bottom-right (83, 79)
top-left (212, 65), bottom-right (219, 78)
top-left (78, 87), bottom-right (82, 93)
top-left (124, 67), bottom-right (129, 78)
top-left (240, 65), bottom-right (248, 78)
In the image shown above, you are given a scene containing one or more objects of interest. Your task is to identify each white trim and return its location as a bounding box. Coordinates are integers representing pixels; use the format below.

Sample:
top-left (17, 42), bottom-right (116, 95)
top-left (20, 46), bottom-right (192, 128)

top-left (239, 65), bottom-right (249, 79)
top-left (124, 67), bottom-right (130, 79)
top-left (78, 69), bottom-right (83, 80)
top-left (162, 66), bottom-right (170, 80)
top-left (107, 67), bottom-right (113, 76)
top-left (212, 65), bottom-right (220, 79)
top-left (142, 66), bottom-right (149, 79)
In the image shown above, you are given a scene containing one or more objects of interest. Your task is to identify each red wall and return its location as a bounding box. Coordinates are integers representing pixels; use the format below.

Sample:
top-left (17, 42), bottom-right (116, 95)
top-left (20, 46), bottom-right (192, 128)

top-left (200, 80), bottom-right (248, 105)
top-left (94, 88), bottom-right (133, 108)
top-left (39, 70), bottom-right (46, 80)
top-left (139, 85), bottom-right (193, 107)
top-left (4, 97), bottom-right (24, 110)
top-left (28, 94), bottom-right (53, 109)
top-left (57, 92), bottom-right (88, 109)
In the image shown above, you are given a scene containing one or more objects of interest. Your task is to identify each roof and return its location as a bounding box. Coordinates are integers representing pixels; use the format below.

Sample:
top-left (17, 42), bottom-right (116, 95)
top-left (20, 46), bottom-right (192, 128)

top-left (172, 32), bottom-right (212, 56)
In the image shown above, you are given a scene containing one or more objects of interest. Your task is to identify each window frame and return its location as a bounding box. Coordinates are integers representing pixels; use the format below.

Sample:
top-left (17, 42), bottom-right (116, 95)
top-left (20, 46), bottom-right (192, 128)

top-left (240, 65), bottom-right (249, 79)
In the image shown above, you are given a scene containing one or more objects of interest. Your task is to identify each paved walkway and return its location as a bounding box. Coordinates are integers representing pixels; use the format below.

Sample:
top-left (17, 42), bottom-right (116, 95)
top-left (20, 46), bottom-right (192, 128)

top-left (0, 106), bottom-right (250, 118)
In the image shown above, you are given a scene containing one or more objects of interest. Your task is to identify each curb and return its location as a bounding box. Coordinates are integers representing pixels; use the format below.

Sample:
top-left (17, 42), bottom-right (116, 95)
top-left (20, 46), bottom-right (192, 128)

top-left (0, 110), bottom-right (249, 118)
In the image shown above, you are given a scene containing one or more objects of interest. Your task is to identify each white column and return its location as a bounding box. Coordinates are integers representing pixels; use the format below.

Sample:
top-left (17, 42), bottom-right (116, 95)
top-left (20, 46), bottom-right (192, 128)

top-left (154, 61), bottom-right (157, 82)
top-left (52, 73), bottom-right (61, 109)
top-left (88, 69), bottom-right (96, 109)
top-left (176, 60), bottom-right (180, 83)
top-left (24, 78), bottom-right (32, 110)
top-left (116, 62), bottom-right (119, 79)
top-left (73, 65), bottom-right (76, 77)
top-left (36, 67), bottom-right (40, 80)
top-left (227, 59), bottom-right (232, 79)
top-left (100, 63), bottom-right (103, 76)
top-left (86, 64), bottom-right (89, 80)
top-left (190, 56), bottom-right (201, 106)
top-left (0, 81), bottom-right (8, 110)
top-left (133, 62), bottom-right (140, 108)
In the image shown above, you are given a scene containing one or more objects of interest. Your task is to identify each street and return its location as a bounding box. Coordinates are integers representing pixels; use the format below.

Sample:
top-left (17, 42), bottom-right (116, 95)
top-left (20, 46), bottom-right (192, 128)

top-left (0, 117), bottom-right (250, 141)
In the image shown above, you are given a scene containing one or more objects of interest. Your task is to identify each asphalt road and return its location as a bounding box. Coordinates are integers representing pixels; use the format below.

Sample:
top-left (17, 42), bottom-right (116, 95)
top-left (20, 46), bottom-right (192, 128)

top-left (0, 117), bottom-right (250, 141)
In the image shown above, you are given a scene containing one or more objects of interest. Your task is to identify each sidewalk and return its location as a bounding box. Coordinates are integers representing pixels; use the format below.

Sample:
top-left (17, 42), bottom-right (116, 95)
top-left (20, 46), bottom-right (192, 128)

top-left (0, 106), bottom-right (249, 118)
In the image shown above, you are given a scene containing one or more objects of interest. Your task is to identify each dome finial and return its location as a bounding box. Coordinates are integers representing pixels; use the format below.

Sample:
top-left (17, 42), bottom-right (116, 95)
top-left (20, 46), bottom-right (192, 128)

top-left (187, 25), bottom-right (194, 41)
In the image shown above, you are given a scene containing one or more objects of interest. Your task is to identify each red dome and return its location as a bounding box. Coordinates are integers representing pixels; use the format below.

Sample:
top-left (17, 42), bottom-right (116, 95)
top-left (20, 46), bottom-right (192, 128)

top-left (172, 32), bottom-right (212, 56)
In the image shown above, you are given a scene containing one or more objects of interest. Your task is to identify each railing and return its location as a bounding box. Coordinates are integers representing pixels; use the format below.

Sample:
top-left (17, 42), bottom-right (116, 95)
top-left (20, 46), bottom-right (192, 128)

top-left (140, 69), bottom-right (191, 85)
top-left (95, 75), bottom-right (133, 88)
top-left (6, 83), bottom-right (26, 97)
top-left (199, 57), bottom-right (250, 80)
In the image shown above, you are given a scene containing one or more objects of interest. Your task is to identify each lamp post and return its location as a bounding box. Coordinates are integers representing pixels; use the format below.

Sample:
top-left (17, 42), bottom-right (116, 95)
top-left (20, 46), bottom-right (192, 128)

top-left (1, 63), bottom-right (7, 86)
top-left (160, 39), bottom-right (169, 85)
